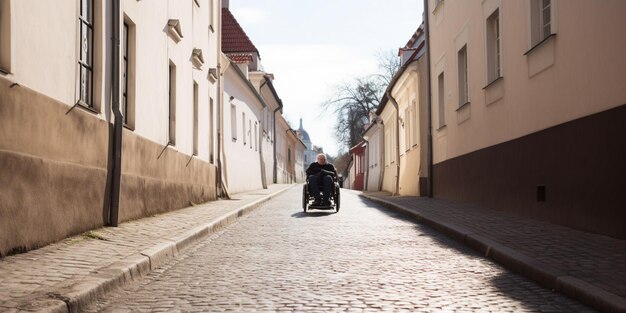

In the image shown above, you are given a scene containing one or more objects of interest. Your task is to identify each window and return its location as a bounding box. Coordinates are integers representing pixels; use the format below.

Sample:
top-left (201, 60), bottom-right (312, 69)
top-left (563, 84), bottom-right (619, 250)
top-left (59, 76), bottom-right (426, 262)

top-left (242, 112), bottom-right (246, 145)
top-left (168, 62), bottom-right (176, 145)
top-left (209, 0), bottom-right (215, 32)
top-left (254, 122), bottom-right (258, 151)
top-left (192, 82), bottom-right (198, 155)
top-left (411, 99), bottom-right (418, 147)
top-left (122, 19), bottom-right (135, 128)
top-left (438, 72), bottom-right (446, 128)
top-left (457, 45), bottom-right (469, 106)
top-left (209, 97), bottom-right (214, 163)
top-left (486, 9), bottom-right (501, 83)
top-left (231, 103), bottom-right (237, 141)
top-left (531, 0), bottom-right (552, 46)
top-left (78, 0), bottom-right (95, 107)
top-left (248, 119), bottom-right (252, 149)
top-left (0, 0), bottom-right (11, 73)
top-left (404, 107), bottom-right (410, 152)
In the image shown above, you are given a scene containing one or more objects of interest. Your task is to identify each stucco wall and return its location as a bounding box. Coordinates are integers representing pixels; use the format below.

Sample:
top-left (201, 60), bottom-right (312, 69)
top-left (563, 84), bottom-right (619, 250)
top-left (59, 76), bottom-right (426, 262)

top-left (429, 0), bottom-right (626, 164)
top-left (0, 76), bottom-right (217, 257)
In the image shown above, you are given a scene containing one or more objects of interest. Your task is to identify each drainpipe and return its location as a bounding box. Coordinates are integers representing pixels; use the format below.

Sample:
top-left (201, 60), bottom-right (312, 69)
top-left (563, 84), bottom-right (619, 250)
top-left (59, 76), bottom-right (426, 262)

top-left (423, 0), bottom-right (434, 198)
top-left (378, 120), bottom-right (385, 191)
top-left (109, 0), bottom-right (122, 227)
top-left (272, 106), bottom-right (281, 183)
top-left (362, 137), bottom-right (369, 191)
top-left (258, 78), bottom-right (269, 189)
top-left (386, 91), bottom-right (401, 196)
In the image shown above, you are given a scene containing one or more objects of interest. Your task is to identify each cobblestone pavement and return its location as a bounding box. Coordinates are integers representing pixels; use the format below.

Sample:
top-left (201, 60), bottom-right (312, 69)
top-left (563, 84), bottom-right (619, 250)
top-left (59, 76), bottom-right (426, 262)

top-left (0, 184), bottom-right (292, 312)
top-left (85, 187), bottom-right (594, 312)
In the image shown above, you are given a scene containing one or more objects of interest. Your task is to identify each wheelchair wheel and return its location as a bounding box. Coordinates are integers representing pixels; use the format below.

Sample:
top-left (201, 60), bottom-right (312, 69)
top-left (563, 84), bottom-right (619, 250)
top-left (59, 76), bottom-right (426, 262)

top-left (334, 186), bottom-right (340, 212)
top-left (302, 184), bottom-right (308, 212)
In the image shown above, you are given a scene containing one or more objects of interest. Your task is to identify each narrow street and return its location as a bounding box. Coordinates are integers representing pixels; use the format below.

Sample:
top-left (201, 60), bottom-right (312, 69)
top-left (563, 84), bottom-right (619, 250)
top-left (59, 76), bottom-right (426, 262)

top-left (84, 187), bottom-right (593, 312)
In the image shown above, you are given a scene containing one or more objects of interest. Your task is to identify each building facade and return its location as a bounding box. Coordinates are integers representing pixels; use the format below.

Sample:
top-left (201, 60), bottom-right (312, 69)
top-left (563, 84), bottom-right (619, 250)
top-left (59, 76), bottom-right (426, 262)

top-left (0, 0), bottom-right (220, 256)
top-left (428, 0), bottom-right (626, 238)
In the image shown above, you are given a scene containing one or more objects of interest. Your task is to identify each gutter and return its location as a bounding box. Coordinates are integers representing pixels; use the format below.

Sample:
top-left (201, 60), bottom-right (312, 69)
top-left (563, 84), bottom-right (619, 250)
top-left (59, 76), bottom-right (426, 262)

top-left (386, 91), bottom-right (401, 196)
top-left (423, 0), bottom-right (434, 198)
top-left (108, 0), bottom-right (122, 226)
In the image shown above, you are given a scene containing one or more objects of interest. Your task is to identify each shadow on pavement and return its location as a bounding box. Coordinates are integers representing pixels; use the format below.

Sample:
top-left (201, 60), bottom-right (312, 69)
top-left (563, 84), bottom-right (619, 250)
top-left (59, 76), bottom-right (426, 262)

top-left (291, 211), bottom-right (335, 218)
top-left (354, 195), bottom-right (596, 313)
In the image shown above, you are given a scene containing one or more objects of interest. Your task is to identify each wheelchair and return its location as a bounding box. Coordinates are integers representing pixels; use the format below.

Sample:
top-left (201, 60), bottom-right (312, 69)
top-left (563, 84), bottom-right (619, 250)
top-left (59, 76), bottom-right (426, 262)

top-left (302, 171), bottom-right (340, 213)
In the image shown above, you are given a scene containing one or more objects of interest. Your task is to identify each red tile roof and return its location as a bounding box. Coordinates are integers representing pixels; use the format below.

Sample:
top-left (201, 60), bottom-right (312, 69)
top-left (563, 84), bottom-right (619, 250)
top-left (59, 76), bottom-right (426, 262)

top-left (222, 8), bottom-right (259, 55)
top-left (228, 53), bottom-right (254, 64)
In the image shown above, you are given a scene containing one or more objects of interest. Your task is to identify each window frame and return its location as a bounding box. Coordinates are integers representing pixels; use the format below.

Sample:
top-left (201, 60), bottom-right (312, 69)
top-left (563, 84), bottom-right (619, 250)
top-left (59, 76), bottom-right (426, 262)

top-left (77, 0), bottom-right (95, 109)
top-left (486, 8), bottom-right (502, 85)
top-left (457, 44), bottom-right (469, 107)
top-left (168, 61), bottom-right (177, 145)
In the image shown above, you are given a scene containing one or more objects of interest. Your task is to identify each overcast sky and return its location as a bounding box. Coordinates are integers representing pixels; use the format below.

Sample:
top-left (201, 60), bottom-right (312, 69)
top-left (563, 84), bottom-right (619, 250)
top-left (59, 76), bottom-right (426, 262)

top-left (230, 0), bottom-right (424, 156)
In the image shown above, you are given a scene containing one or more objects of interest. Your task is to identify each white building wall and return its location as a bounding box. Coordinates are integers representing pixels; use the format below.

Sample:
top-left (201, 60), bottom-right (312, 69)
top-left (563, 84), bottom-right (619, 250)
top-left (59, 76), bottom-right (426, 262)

top-left (365, 124), bottom-right (382, 191)
top-left (223, 63), bottom-right (264, 193)
top-left (121, 0), bottom-right (219, 162)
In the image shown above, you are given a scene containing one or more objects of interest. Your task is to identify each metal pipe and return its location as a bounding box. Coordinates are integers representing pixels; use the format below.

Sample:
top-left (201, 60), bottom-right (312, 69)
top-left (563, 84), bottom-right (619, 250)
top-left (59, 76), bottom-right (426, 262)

top-left (423, 0), bottom-right (434, 198)
top-left (109, 0), bottom-right (122, 226)
top-left (386, 91), bottom-right (401, 196)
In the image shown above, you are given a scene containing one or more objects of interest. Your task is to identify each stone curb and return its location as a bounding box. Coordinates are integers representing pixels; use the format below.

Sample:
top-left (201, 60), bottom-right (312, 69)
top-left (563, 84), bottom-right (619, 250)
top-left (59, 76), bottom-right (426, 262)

top-left (358, 193), bottom-right (626, 313)
top-left (25, 185), bottom-right (295, 313)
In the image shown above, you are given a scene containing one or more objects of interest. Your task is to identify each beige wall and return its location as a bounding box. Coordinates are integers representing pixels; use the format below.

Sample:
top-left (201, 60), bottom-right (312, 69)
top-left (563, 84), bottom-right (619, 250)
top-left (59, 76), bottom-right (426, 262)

top-left (429, 0), bottom-right (626, 164)
top-left (379, 104), bottom-right (397, 194)
top-left (0, 0), bottom-right (220, 256)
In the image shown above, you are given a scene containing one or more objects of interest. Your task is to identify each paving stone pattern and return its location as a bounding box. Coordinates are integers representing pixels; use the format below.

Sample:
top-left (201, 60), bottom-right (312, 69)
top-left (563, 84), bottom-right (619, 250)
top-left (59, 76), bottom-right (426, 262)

top-left (85, 187), bottom-right (594, 312)
top-left (367, 192), bottom-right (626, 300)
top-left (0, 184), bottom-right (292, 311)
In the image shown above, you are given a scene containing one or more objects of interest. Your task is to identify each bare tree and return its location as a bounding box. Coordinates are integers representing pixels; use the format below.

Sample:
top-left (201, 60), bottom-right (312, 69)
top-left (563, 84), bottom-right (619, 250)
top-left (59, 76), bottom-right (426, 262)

top-left (322, 50), bottom-right (400, 150)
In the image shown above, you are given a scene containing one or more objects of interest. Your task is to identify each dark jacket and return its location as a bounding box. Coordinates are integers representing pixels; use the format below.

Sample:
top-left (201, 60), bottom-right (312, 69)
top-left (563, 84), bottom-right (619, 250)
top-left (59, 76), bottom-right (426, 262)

top-left (306, 162), bottom-right (337, 177)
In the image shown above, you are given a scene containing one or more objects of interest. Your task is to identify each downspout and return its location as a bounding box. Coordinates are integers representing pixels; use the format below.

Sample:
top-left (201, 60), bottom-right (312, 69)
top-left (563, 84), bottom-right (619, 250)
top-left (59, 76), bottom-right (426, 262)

top-left (378, 120), bottom-right (385, 191)
top-left (363, 138), bottom-right (369, 191)
top-left (272, 106), bottom-right (281, 183)
top-left (109, 0), bottom-right (122, 226)
top-left (386, 91), bottom-right (401, 196)
top-left (423, 0), bottom-right (434, 198)
top-left (217, 4), bottom-right (231, 199)
top-left (258, 78), bottom-right (269, 189)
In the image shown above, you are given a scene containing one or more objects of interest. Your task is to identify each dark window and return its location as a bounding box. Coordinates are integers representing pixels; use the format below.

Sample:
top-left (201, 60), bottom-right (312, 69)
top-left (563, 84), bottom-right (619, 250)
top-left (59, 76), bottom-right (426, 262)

top-left (78, 0), bottom-right (94, 107)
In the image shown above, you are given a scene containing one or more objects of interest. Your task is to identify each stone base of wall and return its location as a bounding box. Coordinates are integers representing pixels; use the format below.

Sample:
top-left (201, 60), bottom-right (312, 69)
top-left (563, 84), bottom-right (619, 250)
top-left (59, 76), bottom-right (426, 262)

top-left (433, 104), bottom-right (626, 239)
top-left (0, 77), bottom-right (216, 257)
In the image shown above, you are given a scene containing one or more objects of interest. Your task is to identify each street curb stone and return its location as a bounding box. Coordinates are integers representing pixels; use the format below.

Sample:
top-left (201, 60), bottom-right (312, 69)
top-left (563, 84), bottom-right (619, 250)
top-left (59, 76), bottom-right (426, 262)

top-left (30, 185), bottom-right (294, 313)
top-left (358, 192), bottom-right (626, 313)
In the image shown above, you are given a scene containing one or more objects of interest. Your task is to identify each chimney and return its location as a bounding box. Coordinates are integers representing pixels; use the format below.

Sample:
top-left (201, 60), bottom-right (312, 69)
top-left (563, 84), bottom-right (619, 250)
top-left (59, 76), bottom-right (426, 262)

top-left (222, 0), bottom-right (229, 8)
top-left (299, 118), bottom-right (303, 130)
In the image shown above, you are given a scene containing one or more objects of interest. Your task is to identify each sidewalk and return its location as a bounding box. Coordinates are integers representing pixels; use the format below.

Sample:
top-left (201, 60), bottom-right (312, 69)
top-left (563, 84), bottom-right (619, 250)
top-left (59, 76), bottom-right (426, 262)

top-left (358, 191), bottom-right (626, 313)
top-left (0, 184), bottom-right (294, 313)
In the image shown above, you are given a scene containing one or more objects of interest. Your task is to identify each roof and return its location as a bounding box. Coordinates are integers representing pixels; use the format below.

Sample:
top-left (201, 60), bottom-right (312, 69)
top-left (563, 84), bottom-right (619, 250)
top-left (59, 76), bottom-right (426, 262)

top-left (376, 24), bottom-right (426, 116)
top-left (222, 8), bottom-right (259, 55)
top-left (228, 53), bottom-right (254, 64)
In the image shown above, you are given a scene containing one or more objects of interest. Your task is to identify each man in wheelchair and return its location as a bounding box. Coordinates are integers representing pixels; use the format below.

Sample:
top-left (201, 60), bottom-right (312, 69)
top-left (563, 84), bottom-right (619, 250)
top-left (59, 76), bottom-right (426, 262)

top-left (305, 153), bottom-right (338, 206)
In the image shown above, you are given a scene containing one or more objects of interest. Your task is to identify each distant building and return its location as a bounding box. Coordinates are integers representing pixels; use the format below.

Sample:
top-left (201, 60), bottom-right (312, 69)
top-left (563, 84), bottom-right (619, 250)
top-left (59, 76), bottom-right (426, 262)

top-left (297, 118), bottom-right (319, 167)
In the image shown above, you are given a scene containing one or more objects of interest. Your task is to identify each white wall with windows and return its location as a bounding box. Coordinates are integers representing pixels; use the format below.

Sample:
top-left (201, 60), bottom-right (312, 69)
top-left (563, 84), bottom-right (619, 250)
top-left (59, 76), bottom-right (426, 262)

top-left (222, 58), bottom-right (265, 193)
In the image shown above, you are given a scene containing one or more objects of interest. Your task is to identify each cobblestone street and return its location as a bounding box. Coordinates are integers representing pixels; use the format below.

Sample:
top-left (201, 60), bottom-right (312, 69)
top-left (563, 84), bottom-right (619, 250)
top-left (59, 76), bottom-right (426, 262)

top-left (84, 187), bottom-right (593, 312)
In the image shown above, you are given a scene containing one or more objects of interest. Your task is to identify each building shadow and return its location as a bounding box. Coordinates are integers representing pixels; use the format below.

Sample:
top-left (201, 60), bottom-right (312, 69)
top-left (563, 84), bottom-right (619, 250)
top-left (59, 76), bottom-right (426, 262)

top-left (354, 196), bottom-right (596, 312)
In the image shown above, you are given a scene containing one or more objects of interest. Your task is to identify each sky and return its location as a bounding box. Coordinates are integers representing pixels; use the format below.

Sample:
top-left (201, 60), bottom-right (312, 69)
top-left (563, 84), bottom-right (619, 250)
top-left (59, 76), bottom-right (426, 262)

top-left (230, 0), bottom-right (424, 157)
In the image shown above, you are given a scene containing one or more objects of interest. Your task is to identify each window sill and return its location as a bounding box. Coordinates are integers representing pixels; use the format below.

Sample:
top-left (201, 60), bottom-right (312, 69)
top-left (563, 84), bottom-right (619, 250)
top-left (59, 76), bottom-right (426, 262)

top-left (0, 68), bottom-right (10, 75)
top-left (482, 76), bottom-right (503, 90)
top-left (436, 124), bottom-right (447, 131)
top-left (76, 101), bottom-right (99, 114)
top-left (123, 124), bottom-right (135, 131)
top-left (455, 101), bottom-right (470, 112)
top-left (524, 33), bottom-right (556, 56)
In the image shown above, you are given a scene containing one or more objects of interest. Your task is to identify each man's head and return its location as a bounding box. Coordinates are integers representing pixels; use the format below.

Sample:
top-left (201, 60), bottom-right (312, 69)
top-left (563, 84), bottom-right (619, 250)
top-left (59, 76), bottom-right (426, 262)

top-left (316, 153), bottom-right (327, 165)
